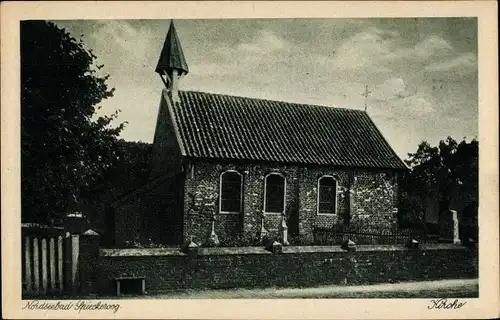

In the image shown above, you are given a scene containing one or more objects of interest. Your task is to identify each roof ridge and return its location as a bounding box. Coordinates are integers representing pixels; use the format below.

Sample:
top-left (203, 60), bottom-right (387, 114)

top-left (179, 90), bottom-right (365, 113)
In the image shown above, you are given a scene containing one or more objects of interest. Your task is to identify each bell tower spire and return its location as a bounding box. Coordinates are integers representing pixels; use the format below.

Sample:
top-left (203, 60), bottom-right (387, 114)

top-left (155, 20), bottom-right (189, 103)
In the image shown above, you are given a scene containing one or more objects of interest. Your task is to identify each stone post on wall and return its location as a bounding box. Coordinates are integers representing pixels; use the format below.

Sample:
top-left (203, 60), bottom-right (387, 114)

top-left (440, 209), bottom-right (461, 244)
top-left (259, 211), bottom-right (268, 244)
top-left (347, 173), bottom-right (357, 226)
top-left (206, 213), bottom-right (220, 247)
top-left (281, 215), bottom-right (289, 246)
top-left (63, 233), bottom-right (80, 293)
top-left (451, 210), bottom-right (461, 244)
top-left (78, 230), bottom-right (100, 294)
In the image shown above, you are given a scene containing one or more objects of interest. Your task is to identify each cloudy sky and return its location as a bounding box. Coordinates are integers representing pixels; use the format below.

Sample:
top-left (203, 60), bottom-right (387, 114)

top-left (54, 18), bottom-right (477, 159)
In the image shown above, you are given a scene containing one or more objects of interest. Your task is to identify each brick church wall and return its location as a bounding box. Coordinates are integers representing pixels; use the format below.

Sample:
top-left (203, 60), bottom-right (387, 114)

top-left (351, 171), bottom-right (399, 231)
top-left (297, 167), bottom-right (349, 244)
top-left (183, 161), bottom-right (300, 246)
top-left (183, 159), bottom-right (400, 246)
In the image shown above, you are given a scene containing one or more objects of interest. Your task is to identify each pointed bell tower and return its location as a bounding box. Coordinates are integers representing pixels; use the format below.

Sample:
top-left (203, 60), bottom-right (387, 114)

top-left (155, 20), bottom-right (189, 103)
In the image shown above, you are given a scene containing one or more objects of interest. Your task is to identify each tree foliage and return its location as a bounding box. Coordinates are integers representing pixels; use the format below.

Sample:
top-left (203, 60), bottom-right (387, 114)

top-left (400, 136), bottom-right (478, 225)
top-left (90, 140), bottom-right (153, 197)
top-left (77, 140), bottom-right (153, 230)
top-left (21, 21), bottom-right (126, 223)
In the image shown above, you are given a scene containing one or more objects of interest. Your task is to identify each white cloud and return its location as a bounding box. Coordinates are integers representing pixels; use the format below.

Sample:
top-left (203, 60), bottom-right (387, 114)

top-left (93, 20), bottom-right (139, 38)
top-left (401, 95), bottom-right (435, 115)
top-left (215, 29), bottom-right (289, 59)
top-left (413, 35), bottom-right (454, 59)
top-left (330, 27), bottom-right (395, 71)
top-left (374, 77), bottom-right (407, 99)
top-left (322, 30), bottom-right (454, 73)
top-left (91, 21), bottom-right (144, 54)
top-left (424, 52), bottom-right (477, 72)
top-left (237, 29), bottom-right (289, 54)
top-left (369, 75), bottom-right (435, 116)
top-left (190, 29), bottom-right (289, 78)
top-left (190, 62), bottom-right (234, 77)
top-left (380, 35), bottom-right (454, 65)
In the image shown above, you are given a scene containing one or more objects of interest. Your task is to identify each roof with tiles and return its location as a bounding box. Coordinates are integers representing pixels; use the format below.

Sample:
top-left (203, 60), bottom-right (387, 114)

top-left (167, 90), bottom-right (407, 170)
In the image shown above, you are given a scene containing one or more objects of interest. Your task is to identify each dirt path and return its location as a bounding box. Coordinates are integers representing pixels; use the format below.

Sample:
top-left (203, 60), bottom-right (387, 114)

top-left (137, 278), bottom-right (478, 299)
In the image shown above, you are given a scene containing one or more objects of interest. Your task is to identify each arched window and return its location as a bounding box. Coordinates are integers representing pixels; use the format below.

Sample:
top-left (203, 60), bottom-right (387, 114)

top-left (264, 173), bottom-right (286, 213)
top-left (317, 176), bottom-right (337, 215)
top-left (219, 171), bottom-right (243, 213)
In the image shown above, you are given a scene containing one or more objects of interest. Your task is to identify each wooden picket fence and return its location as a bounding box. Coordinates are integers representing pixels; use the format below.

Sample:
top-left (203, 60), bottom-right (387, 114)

top-left (22, 225), bottom-right (80, 297)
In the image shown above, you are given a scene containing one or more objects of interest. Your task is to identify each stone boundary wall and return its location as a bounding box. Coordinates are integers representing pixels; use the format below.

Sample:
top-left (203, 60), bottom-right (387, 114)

top-left (93, 244), bottom-right (478, 295)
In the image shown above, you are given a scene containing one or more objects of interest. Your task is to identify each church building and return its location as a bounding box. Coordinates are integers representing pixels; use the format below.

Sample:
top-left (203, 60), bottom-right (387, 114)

top-left (111, 21), bottom-right (408, 247)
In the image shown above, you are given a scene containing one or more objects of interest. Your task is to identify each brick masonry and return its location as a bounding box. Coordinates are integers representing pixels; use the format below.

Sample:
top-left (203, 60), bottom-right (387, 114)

top-left (182, 159), bottom-right (400, 246)
top-left (79, 234), bottom-right (101, 294)
top-left (94, 244), bottom-right (478, 294)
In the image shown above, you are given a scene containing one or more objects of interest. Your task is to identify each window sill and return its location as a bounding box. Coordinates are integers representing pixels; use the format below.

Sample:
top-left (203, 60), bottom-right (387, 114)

top-left (264, 212), bottom-right (283, 215)
top-left (219, 211), bottom-right (241, 215)
top-left (317, 213), bottom-right (338, 216)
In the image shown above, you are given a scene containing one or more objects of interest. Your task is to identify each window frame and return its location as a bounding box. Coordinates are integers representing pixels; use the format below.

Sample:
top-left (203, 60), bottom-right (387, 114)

top-left (317, 175), bottom-right (338, 216)
top-left (218, 170), bottom-right (243, 215)
top-left (263, 172), bottom-right (287, 215)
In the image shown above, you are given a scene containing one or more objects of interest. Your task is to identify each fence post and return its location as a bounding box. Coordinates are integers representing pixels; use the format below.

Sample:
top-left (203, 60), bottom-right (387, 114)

top-left (24, 236), bottom-right (32, 294)
top-left (57, 236), bottom-right (64, 293)
top-left (49, 238), bottom-right (56, 293)
top-left (70, 234), bottom-right (80, 293)
top-left (451, 210), bottom-right (461, 244)
top-left (41, 238), bottom-right (48, 294)
top-left (32, 237), bottom-right (40, 294)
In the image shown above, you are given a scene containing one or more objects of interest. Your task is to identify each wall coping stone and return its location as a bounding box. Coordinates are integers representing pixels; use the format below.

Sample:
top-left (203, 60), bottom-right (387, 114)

top-left (199, 246), bottom-right (272, 255)
top-left (100, 248), bottom-right (186, 257)
top-left (100, 243), bottom-right (467, 257)
top-left (282, 246), bottom-right (345, 253)
top-left (100, 246), bottom-right (272, 257)
top-left (418, 243), bottom-right (468, 251)
top-left (283, 244), bottom-right (467, 254)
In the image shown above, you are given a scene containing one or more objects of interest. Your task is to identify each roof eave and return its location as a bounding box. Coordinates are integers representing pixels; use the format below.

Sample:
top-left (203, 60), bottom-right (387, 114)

top-left (183, 155), bottom-right (408, 171)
